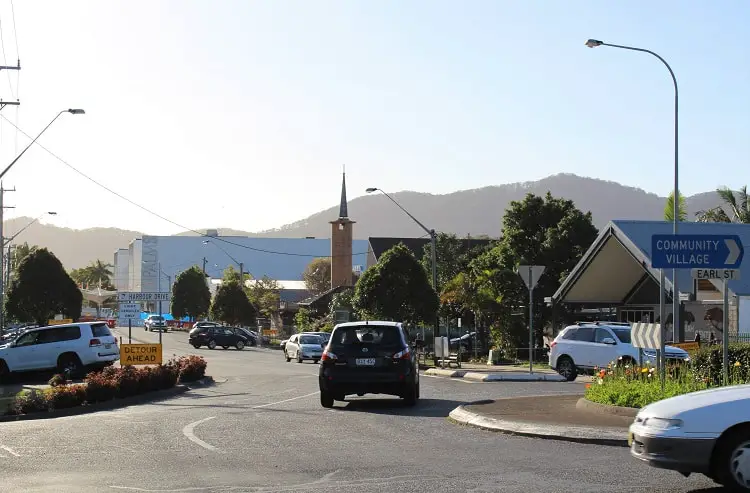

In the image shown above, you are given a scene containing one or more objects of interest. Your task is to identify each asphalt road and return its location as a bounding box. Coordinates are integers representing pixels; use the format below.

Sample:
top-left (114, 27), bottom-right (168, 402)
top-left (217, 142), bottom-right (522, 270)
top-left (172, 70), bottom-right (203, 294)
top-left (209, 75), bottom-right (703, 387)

top-left (0, 328), bottom-right (719, 492)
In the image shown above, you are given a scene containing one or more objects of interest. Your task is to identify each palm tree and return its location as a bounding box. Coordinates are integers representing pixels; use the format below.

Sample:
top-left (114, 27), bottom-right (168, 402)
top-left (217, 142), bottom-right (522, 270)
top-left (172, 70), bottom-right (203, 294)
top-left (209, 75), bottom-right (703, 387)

top-left (664, 191), bottom-right (687, 222)
top-left (89, 260), bottom-right (114, 286)
top-left (696, 186), bottom-right (750, 223)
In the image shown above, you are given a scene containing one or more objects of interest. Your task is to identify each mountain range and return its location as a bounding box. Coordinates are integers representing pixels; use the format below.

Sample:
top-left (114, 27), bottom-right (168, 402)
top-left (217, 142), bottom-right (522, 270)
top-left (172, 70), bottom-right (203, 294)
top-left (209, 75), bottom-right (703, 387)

top-left (4, 173), bottom-right (726, 269)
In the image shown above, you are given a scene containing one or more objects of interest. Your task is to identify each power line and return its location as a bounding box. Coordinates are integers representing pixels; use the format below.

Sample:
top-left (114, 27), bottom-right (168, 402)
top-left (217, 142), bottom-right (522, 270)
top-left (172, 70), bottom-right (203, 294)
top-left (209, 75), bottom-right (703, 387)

top-left (9, 0), bottom-right (18, 59)
top-left (0, 115), bottom-right (429, 260)
top-left (0, 17), bottom-right (14, 100)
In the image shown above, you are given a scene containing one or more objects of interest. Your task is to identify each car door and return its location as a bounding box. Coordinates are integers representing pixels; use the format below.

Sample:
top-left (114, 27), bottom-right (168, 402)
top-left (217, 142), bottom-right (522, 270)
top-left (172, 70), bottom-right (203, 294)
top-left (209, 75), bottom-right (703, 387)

top-left (564, 327), bottom-right (596, 368)
top-left (5, 330), bottom-right (45, 371)
top-left (220, 328), bottom-right (236, 346)
top-left (288, 335), bottom-right (299, 357)
top-left (590, 327), bottom-right (619, 368)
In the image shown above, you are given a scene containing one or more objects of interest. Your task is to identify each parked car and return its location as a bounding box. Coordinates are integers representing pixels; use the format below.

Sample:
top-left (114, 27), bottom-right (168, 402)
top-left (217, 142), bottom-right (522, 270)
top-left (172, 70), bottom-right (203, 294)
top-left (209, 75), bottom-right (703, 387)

top-left (144, 315), bottom-right (168, 332)
top-left (0, 322), bottom-right (119, 379)
top-left (318, 321), bottom-right (419, 408)
top-left (549, 322), bottom-right (690, 381)
top-left (284, 333), bottom-right (324, 363)
top-left (629, 384), bottom-right (750, 489)
top-left (305, 331), bottom-right (331, 344)
top-left (189, 325), bottom-right (249, 350)
top-left (233, 327), bottom-right (258, 346)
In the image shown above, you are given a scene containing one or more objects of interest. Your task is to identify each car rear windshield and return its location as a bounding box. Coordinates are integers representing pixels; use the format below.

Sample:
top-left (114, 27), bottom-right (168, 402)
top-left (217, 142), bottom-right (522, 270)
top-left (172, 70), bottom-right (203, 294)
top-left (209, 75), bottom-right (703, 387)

top-left (299, 335), bottom-right (321, 345)
top-left (612, 328), bottom-right (632, 344)
top-left (331, 325), bottom-right (402, 347)
top-left (91, 323), bottom-right (112, 337)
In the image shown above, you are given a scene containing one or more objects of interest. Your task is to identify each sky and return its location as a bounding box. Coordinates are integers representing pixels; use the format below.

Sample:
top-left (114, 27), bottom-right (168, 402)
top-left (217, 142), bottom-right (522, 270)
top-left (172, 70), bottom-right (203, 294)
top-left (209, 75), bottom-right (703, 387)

top-left (0, 0), bottom-right (746, 235)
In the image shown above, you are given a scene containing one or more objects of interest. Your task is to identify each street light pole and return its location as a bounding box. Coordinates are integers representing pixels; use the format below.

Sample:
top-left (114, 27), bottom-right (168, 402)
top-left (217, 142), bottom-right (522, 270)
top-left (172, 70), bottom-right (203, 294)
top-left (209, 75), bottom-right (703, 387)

top-left (158, 261), bottom-right (162, 346)
top-left (203, 239), bottom-right (245, 282)
top-left (366, 187), bottom-right (440, 342)
top-left (586, 39), bottom-right (680, 341)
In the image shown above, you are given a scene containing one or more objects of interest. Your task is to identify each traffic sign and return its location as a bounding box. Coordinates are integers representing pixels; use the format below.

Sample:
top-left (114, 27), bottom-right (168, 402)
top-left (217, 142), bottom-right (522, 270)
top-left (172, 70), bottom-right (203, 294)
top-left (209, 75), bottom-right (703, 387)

top-left (117, 292), bottom-right (171, 302)
top-left (651, 234), bottom-right (744, 269)
top-left (120, 344), bottom-right (162, 365)
top-left (516, 265), bottom-right (545, 290)
top-left (691, 268), bottom-right (741, 281)
top-left (632, 322), bottom-right (661, 349)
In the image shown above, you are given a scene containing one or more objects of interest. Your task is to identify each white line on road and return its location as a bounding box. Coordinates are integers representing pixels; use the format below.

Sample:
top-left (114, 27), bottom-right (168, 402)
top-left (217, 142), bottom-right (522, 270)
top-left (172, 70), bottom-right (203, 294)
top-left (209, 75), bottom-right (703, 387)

top-left (181, 416), bottom-right (222, 453)
top-left (252, 391), bottom-right (319, 409)
top-left (0, 445), bottom-right (20, 457)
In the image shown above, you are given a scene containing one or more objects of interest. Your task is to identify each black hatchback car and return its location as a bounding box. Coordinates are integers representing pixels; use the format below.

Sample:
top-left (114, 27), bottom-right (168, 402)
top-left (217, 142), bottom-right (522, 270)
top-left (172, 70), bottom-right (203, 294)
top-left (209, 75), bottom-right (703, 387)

top-left (318, 321), bottom-right (419, 408)
top-left (189, 325), bottom-right (249, 350)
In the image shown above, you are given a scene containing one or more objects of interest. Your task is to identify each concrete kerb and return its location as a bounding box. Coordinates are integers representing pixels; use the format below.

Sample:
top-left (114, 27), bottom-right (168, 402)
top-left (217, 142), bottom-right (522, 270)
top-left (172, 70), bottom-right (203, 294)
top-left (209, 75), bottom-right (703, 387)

top-left (0, 376), bottom-right (217, 423)
top-left (462, 371), bottom-right (566, 382)
top-left (448, 404), bottom-right (628, 447)
top-left (424, 368), bottom-right (467, 378)
top-left (575, 397), bottom-right (639, 418)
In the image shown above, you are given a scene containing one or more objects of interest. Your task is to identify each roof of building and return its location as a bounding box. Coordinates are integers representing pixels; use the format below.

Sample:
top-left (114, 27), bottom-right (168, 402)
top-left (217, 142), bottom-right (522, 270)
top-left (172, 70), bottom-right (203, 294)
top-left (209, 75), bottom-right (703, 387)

top-left (554, 220), bottom-right (750, 302)
top-left (297, 284), bottom-right (353, 309)
top-left (368, 236), bottom-right (495, 261)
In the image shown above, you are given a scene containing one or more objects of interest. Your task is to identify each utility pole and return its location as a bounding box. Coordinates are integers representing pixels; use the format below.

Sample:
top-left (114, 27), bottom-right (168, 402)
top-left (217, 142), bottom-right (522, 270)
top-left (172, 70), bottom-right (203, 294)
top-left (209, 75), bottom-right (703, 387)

top-left (0, 184), bottom-right (16, 334)
top-left (239, 262), bottom-right (244, 288)
top-left (202, 257), bottom-right (207, 276)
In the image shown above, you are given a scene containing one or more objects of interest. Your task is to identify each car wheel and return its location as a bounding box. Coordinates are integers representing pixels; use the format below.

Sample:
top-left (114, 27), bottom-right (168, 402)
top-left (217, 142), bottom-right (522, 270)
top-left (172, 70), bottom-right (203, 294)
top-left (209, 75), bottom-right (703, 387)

top-left (57, 354), bottom-right (82, 378)
top-left (0, 360), bottom-right (9, 382)
top-left (236, 340), bottom-right (245, 350)
top-left (556, 356), bottom-right (578, 381)
top-left (192, 344), bottom-right (201, 349)
top-left (297, 353), bottom-right (303, 363)
top-left (320, 391), bottom-right (334, 408)
top-left (714, 427), bottom-right (750, 490)
top-left (403, 382), bottom-right (419, 406)
top-left (208, 339), bottom-right (217, 350)
top-left (285, 351), bottom-right (291, 362)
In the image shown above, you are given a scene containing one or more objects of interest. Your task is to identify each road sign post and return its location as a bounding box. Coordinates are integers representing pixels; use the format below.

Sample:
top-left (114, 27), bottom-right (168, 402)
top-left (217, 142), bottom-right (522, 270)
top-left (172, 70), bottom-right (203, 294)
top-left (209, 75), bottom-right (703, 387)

top-left (516, 265), bottom-right (545, 374)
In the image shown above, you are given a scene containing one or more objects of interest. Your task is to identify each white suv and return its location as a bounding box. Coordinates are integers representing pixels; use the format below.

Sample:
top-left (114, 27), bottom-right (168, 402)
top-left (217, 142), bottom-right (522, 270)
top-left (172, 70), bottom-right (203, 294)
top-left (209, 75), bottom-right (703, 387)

top-left (548, 322), bottom-right (690, 381)
top-left (0, 322), bottom-right (119, 379)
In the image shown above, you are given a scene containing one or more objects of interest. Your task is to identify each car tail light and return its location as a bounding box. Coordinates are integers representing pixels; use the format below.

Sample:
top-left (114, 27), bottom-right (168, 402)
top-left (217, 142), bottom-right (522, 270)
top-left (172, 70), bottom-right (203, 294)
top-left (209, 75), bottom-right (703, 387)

top-left (89, 338), bottom-right (101, 347)
top-left (393, 347), bottom-right (411, 360)
top-left (321, 350), bottom-right (337, 362)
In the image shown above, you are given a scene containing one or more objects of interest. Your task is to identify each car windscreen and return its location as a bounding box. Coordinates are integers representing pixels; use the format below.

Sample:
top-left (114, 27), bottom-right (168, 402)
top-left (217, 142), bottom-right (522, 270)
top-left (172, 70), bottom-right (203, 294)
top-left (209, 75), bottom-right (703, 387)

top-left (151, 316), bottom-right (164, 321)
top-left (612, 328), bottom-right (632, 344)
top-left (331, 325), bottom-right (402, 348)
top-left (299, 335), bottom-right (321, 345)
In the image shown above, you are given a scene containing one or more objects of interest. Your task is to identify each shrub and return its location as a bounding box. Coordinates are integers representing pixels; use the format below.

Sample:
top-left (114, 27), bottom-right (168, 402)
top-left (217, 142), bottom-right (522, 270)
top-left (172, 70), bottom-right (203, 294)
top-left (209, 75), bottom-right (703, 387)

top-left (48, 373), bottom-right (68, 387)
top-left (156, 361), bottom-right (180, 389)
top-left (175, 355), bottom-right (207, 382)
top-left (691, 343), bottom-right (750, 386)
top-left (9, 389), bottom-right (49, 415)
top-left (84, 371), bottom-right (117, 403)
top-left (112, 366), bottom-right (143, 399)
top-left (47, 385), bottom-right (86, 410)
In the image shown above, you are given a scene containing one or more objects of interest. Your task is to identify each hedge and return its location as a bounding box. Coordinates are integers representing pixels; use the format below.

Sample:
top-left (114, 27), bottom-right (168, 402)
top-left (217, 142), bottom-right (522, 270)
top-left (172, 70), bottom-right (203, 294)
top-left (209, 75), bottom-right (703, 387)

top-left (690, 342), bottom-right (750, 386)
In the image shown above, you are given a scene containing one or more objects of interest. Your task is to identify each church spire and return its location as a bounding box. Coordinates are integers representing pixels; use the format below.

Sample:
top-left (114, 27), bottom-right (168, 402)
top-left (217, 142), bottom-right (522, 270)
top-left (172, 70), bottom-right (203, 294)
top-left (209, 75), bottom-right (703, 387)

top-left (338, 165), bottom-right (348, 219)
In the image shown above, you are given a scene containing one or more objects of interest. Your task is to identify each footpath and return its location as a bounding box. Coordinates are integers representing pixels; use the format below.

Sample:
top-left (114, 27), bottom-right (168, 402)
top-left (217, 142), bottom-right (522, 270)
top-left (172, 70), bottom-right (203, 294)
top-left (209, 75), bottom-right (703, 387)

top-left (449, 394), bottom-right (635, 446)
top-left (425, 362), bottom-right (567, 382)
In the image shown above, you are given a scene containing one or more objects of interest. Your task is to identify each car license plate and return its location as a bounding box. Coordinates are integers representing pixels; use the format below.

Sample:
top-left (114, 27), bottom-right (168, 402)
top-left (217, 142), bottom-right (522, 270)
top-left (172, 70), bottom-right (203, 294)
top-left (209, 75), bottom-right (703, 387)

top-left (627, 432), bottom-right (633, 446)
top-left (105, 344), bottom-right (111, 349)
top-left (356, 358), bottom-right (376, 366)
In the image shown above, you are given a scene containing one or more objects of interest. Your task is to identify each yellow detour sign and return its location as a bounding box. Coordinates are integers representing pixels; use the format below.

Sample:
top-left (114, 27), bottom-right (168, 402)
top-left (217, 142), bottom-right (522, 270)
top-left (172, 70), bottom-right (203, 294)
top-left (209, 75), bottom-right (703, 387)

top-left (48, 319), bottom-right (73, 325)
top-left (120, 344), bottom-right (163, 365)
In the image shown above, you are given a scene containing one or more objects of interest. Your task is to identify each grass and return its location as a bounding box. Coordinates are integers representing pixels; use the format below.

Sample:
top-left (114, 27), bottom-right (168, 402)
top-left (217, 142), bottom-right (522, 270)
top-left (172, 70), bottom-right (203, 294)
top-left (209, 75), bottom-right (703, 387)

top-left (584, 359), bottom-right (748, 408)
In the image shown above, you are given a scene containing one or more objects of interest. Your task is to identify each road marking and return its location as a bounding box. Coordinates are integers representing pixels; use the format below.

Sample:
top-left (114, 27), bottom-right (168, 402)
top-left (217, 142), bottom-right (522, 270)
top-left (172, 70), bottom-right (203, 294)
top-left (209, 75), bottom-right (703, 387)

top-left (181, 416), bottom-right (221, 453)
top-left (252, 391), bottom-right (319, 409)
top-left (0, 445), bottom-right (19, 457)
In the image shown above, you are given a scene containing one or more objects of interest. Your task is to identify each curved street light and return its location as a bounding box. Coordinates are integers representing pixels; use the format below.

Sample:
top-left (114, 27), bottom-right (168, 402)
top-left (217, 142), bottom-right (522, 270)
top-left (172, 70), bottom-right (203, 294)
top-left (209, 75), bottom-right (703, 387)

top-left (203, 239), bottom-right (244, 286)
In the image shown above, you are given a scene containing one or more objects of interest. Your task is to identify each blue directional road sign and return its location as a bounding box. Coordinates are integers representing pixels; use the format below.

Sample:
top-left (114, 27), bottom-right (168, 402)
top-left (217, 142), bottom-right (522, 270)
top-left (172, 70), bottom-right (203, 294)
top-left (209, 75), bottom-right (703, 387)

top-left (651, 234), bottom-right (744, 269)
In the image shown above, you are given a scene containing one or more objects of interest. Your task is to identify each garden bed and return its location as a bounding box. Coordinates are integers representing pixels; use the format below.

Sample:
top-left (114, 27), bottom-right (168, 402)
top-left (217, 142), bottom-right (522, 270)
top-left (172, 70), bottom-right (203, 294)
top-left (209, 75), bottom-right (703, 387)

top-left (5, 355), bottom-right (207, 417)
top-left (584, 343), bottom-right (750, 409)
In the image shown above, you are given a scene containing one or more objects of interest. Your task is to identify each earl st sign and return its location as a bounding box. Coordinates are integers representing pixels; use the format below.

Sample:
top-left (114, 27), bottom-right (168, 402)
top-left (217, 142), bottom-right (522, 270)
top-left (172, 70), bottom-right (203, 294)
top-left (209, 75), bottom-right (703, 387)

top-left (651, 234), bottom-right (744, 269)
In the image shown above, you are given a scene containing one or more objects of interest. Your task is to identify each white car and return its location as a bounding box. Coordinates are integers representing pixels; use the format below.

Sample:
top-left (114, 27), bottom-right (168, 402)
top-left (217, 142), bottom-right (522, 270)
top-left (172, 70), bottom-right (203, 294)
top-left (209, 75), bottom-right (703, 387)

top-left (549, 322), bottom-right (689, 381)
top-left (284, 333), bottom-right (324, 363)
top-left (629, 384), bottom-right (750, 489)
top-left (0, 322), bottom-right (119, 378)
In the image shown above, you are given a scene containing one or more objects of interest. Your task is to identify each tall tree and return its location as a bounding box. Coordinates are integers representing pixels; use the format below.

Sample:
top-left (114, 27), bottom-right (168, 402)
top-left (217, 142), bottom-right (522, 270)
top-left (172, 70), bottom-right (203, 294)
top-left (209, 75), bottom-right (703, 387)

top-left (6, 248), bottom-right (83, 325)
top-left (302, 258), bottom-right (332, 296)
top-left (210, 280), bottom-right (256, 326)
top-left (421, 233), bottom-right (492, 290)
top-left (70, 259), bottom-right (116, 290)
top-left (247, 275), bottom-right (281, 318)
top-left (663, 191), bottom-right (687, 222)
top-left (696, 186), bottom-right (750, 223)
top-left (352, 243), bottom-right (439, 325)
top-left (10, 242), bottom-right (37, 276)
top-left (470, 192), bottom-right (598, 348)
top-left (171, 266), bottom-right (211, 321)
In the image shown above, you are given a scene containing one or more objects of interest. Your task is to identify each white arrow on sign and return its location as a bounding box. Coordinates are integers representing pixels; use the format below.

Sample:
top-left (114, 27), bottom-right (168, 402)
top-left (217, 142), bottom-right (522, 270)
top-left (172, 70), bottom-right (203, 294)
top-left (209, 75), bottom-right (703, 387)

top-left (726, 239), bottom-right (741, 264)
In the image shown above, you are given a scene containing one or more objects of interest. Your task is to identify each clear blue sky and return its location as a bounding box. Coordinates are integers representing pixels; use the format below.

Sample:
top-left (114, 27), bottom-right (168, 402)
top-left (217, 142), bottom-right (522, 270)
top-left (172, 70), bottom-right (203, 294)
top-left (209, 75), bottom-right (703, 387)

top-left (1, 0), bottom-right (747, 234)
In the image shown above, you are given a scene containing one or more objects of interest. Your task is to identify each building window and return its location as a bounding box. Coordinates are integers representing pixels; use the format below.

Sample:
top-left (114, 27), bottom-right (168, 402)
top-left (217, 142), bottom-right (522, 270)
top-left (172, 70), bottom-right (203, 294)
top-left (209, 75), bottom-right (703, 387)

top-left (619, 309), bottom-right (654, 323)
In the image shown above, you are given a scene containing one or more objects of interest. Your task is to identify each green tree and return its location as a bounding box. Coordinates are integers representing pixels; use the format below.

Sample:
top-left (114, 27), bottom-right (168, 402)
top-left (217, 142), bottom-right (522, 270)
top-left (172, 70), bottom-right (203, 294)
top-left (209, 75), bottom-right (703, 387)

top-left (171, 266), bottom-right (211, 321)
top-left (247, 275), bottom-right (281, 318)
top-left (302, 257), bottom-right (331, 296)
top-left (70, 259), bottom-right (116, 290)
top-left (210, 280), bottom-right (257, 326)
top-left (10, 242), bottom-right (37, 278)
top-left (470, 192), bottom-right (598, 348)
top-left (294, 307), bottom-right (315, 331)
top-left (6, 248), bottom-right (83, 325)
top-left (663, 191), bottom-right (687, 222)
top-left (696, 186), bottom-right (750, 223)
top-left (421, 233), bottom-right (493, 289)
top-left (352, 243), bottom-right (439, 325)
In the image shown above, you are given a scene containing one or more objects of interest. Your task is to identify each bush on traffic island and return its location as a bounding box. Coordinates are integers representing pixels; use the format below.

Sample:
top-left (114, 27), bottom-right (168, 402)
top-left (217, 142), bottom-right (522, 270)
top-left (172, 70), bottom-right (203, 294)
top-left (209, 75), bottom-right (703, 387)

top-left (48, 373), bottom-right (68, 387)
top-left (6, 355), bottom-right (207, 416)
top-left (690, 343), bottom-right (750, 386)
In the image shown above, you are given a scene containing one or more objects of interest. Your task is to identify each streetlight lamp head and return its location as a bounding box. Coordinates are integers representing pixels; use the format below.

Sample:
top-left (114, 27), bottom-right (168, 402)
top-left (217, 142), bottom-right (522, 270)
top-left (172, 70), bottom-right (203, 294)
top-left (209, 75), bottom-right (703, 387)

top-left (67, 108), bottom-right (85, 115)
top-left (365, 187), bottom-right (378, 193)
top-left (585, 39), bottom-right (603, 48)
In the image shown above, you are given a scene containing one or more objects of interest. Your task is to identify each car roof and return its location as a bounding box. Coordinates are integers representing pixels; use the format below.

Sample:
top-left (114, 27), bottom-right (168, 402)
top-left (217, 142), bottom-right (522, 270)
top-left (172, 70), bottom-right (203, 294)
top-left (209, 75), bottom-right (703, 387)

top-left (333, 321), bottom-right (402, 329)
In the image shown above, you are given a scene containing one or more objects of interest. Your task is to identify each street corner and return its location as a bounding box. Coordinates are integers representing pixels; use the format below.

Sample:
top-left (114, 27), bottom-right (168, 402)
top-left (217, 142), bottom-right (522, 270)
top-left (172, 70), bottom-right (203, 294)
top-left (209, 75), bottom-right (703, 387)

top-left (424, 368), bottom-right (466, 378)
top-left (448, 393), bottom-right (630, 447)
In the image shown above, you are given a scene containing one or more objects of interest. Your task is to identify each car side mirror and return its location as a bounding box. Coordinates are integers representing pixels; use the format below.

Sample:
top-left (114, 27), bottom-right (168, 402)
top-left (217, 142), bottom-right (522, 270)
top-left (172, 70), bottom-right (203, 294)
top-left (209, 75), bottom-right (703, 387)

top-left (601, 337), bottom-right (616, 345)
